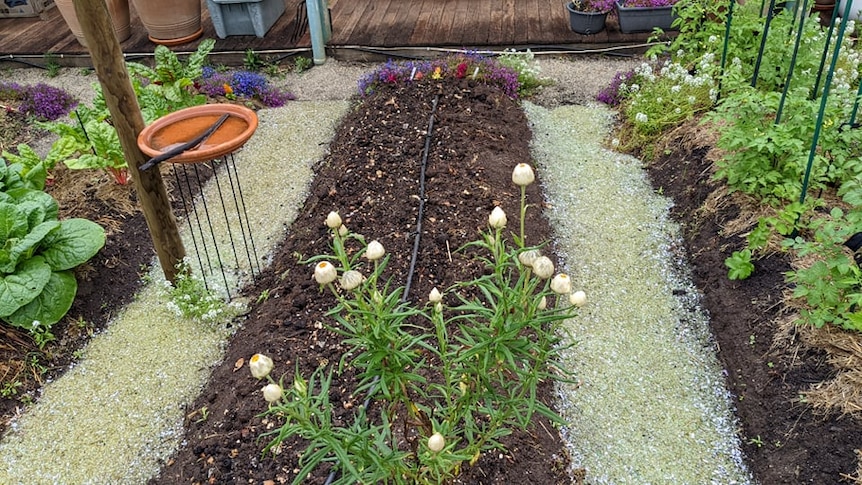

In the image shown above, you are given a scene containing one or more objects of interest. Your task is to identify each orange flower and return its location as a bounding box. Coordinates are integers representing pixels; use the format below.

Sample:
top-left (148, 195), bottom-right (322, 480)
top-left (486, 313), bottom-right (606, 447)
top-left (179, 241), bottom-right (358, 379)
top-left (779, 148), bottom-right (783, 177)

top-left (223, 83), bottom-right (233, 95)
top-left (431, 67), bottom-right (443, 80)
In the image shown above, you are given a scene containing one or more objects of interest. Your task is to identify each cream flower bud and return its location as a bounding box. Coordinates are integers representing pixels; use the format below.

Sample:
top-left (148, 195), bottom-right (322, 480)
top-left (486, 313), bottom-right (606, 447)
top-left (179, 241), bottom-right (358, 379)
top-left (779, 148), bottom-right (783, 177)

top-left (262, 383), bottom-right (283, 403)
top-left (538, 295), bottom-right (547, 310)
top-left (434, 302), bottom-right (443, 313)
top-left (570, 290), bottom-right (587, 307)
top-left (365, 240), bottom-right (385, 261)
top-left (338, 224), bottom-right (348, 237)
top-left (314, 261), bottom-right (337, 285)
top-left (518, 249), bottom-right (540, 267)
top-left (325, 211), bottom-right (342, 229)
top-left (429, 287), bottom-right (442, 303)
top-left (512, 163), bottom-right (535, 186)
top-left (488, 206), bottom-right (507, 229)
top-left (551, 273), bottom-right (572, 295)
top-left (428, 432), bottom-right (445, 453)
top-left (249, 353), bottom-right (274, 379)
top-left (532, 256), bottom-right (554, 279)
top-left (340, 270), bottom-right (364, 291)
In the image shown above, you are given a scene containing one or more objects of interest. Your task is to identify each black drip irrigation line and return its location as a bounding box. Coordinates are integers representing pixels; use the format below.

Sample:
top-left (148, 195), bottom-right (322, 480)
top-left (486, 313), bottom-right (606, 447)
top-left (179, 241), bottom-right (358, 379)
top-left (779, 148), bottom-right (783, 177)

top-left (323, 94), bottom-right (440, 485)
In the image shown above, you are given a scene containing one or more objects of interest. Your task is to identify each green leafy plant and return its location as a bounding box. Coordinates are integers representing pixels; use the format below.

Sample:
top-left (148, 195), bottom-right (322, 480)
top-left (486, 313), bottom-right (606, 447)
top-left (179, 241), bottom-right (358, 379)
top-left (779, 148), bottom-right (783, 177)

top-left (126, 38), bottom-right (214, 121)
top-left (496, 49), bottom-right (549, 97)
top-left (243, 48), bottom-right (265, 72)
top-left (163, 262), bottom-right (242, 324)
top-left (0, 161), bottom-right (106, 332)
top-left (725, 248), bottom-right (754, 280)
top-left (785, 207), bottom-right (862, 331)
top-left (293, 56), bottom-right (313, 74)
top-left (256, 175), bottom-right (580, 483)
top-left (44, 52), bottom-right (60, 78)
top-left (1, 140), bottom-right (78, 185)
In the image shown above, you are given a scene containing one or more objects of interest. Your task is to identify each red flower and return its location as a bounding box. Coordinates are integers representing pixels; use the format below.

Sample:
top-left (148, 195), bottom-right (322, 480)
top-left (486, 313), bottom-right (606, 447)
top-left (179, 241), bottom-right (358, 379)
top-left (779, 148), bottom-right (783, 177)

top-left (456, 62), bottom-right (468, 79)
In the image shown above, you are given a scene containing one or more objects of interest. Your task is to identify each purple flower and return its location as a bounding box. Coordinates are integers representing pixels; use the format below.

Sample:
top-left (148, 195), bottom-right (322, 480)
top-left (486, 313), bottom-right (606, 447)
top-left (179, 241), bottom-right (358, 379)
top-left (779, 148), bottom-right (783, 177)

top-left (597, 69), bottom-right (636, 106)
top-left (619, 0), bottom-right (677, 7)
top-left (5, 82), bottom-right (78, 121)
top-left (196, 68), bottom-right (295, 108)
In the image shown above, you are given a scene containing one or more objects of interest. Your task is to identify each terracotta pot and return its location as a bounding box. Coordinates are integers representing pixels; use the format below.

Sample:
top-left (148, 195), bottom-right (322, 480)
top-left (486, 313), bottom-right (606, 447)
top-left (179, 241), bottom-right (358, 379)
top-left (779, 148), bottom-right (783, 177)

top-left (131, 0), bottom-right (203, 45)
top-left (138, 104), bottom-right (258, 164)
top-left (55, 0), bottom-right (131, 48)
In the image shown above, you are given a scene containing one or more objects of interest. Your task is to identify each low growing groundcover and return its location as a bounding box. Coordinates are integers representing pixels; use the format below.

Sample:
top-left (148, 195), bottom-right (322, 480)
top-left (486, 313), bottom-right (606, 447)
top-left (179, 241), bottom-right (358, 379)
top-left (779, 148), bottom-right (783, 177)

top-left (0, 56), bottom-right (861, 483)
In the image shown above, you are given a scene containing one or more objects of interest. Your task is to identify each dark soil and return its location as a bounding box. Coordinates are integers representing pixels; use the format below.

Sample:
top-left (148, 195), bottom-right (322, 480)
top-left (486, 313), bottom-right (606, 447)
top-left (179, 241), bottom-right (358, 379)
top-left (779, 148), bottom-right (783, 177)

top-left (2, 71), bottom-right (862, 484)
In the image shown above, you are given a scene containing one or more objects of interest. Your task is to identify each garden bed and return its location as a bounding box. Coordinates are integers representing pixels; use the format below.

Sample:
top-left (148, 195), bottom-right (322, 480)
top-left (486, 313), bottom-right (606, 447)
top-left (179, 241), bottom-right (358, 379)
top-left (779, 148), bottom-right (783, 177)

top-left (1, 57), bottom-right (862, 483)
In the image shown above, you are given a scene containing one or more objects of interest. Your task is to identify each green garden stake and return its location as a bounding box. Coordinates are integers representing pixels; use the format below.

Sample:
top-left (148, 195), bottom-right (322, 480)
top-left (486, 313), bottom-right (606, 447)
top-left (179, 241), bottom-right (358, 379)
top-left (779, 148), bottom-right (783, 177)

top-left (717, 0), bottom-right (737, 102)
top-left (795, 0), bottom-right (853, 235)
top-left (775, 0), bottom-right (809, 125)
top-left (752, 0), bottom-right (779, 88)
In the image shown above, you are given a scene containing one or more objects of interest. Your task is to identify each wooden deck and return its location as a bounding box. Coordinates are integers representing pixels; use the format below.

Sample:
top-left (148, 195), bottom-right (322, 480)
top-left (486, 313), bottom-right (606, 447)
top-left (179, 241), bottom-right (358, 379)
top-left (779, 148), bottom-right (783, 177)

top-left (0, 0), bottom-right (661, 67)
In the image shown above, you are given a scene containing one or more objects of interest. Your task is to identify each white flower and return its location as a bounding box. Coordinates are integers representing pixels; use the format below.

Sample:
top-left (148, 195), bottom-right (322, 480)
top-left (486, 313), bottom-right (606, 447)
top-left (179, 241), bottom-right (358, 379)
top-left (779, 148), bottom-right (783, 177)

top-left (489, 206), bottom-right (507, 229)
top-left (550, 273), bottom-right (572, 295)
top-left (314, 261), bottom-right (337, 285)
top-left (365, 240), bottom-right (385, 261)
top-left (434, 302), bottom-right (443, 313)
top-left (518, 249), bottom-right (540, 267)
top-left (249, 353), bottom-right (274, 379)
top-left (570, 290), bottom-right (587, 307)
top-left (670, 85), bottom-right (681, 93)
top-left (325, 211), bottom-right (342, 229)
top-left (262, 383), bottom-right (283, 403)
top-left (512, 163), bottom-right (535, 186)
top-left (338, 224), bottom-right (349, 237)
top-left (635, 112), bottom-right (648, 123)
top-left (708, 35), bottom-right (718, 43)
top-left (429, 287), bottom-right (442, 303)
top-left (340, 270), bottom-right (364, 291)
top-left (532, 256), bottom-right (554, 280)
top-left (537, 296), bottom-right (547, 310)
top-left (428, 432), bottom-right (446, 452)
top-left (611, 138), bottom-right (620, 147)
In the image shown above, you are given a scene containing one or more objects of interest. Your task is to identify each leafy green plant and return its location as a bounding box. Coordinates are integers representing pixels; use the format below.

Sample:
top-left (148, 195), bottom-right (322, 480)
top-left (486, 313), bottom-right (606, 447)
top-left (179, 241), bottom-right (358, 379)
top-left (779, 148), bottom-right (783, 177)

top-left (293, 56), bottom-right (313, 74)
top-left (243, 48), bottom-right (265, 72)
top-left (163, 262), bottom-right (242, 324)
top-left (0, 161), bottom-right (106, 332)
top-left (126, 38), bottom-right (214, 121)
top-left (44, 52), bottom-right (60, 78)
top-left (496, 49), bottom-right (549, 97)
top-left (256, 193), bottom-right (579, 483)
top-left (1, 140), bottom-right (78, 184)
top-left (725, 248), bottom-right (754, 280)
top-left (785, 207), bottom-right (862, 331)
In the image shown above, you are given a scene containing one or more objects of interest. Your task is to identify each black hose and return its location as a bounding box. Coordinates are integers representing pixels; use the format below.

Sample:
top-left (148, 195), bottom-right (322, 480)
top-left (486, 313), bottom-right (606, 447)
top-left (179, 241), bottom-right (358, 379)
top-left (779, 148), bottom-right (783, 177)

top-left (324, 94), bottom-right (441, 485)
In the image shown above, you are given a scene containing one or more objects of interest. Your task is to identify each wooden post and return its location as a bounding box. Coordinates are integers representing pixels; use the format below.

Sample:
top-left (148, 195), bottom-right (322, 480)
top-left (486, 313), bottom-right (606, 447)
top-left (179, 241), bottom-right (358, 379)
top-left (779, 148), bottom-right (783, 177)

top-left (74, 0), bottom-right (186, 283)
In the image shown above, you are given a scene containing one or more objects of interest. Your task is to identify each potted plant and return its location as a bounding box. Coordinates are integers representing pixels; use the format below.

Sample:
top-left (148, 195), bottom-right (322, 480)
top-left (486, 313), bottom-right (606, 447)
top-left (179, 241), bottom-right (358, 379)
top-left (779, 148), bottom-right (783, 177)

top-left (566, 0), bottom-right (615, 34)
top-left (132, 0), bottom-right (203, 45)
top-left (616, 0), bottom-right (679, 34)
top-left (54, 0), bottom-right (131, 48)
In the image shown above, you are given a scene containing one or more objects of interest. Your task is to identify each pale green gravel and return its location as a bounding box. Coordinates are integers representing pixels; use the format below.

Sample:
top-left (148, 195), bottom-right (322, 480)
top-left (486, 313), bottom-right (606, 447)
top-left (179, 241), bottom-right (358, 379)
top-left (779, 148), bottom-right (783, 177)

top-left (526, 101), bottom-right (753, 484)
top-left (0, 101), bottom-right (350, 484)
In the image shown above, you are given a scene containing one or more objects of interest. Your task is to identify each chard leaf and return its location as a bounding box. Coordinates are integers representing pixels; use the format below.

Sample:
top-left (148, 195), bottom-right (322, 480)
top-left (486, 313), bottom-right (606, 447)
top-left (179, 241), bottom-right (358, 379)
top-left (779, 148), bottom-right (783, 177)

top-left (0, 256), bottom-right (51, 317)
top-left (40, 219), bottom-right (106, 271)
top-left (3, 270), bottom-right (76, 328)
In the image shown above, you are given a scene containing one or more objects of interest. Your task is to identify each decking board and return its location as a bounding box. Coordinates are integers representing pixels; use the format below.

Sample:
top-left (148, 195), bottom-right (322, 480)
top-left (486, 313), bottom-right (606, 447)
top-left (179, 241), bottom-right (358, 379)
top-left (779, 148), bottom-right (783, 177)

top-left (0, 0), bottom-right (662, 66)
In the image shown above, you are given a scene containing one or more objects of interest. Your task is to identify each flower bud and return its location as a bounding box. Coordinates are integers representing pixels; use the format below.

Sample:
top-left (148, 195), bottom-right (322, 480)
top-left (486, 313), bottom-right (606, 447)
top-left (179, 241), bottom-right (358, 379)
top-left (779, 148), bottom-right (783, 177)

top-left (537, 296), bottom-right (547, 310)
top-left (340, 270), bottom-right (364, 291)
top-left (429, 287), bottom-right (442, 303)
top-left (365, 240), bottom-right (385, 261)
top-left (551, 273), bottom-right (572, 295)
top-left (570, 290), bottom-right (587, 307)
top-left (428, 432), bottom-right (445, 453)
top-left (518, 249), bottom-right (540, 267)
top-left (434, 302), bottom-right (443, 313)
top-left (314, 261), bottom-right (337, 285)
top-left (325, 211), bottom-right (342, 229)
top-left (532, 256), bottom-right (554, 279)
top-left (488, 206), bottom-right (507, 229)
top-left (338, 224), bottom-right (348, 237)
top-left (512, 163), bottom-right (535, 186)
top-left (262, 383), bottom-right (283, 403)
top-left (249, 353), bottom-right (274, 379)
